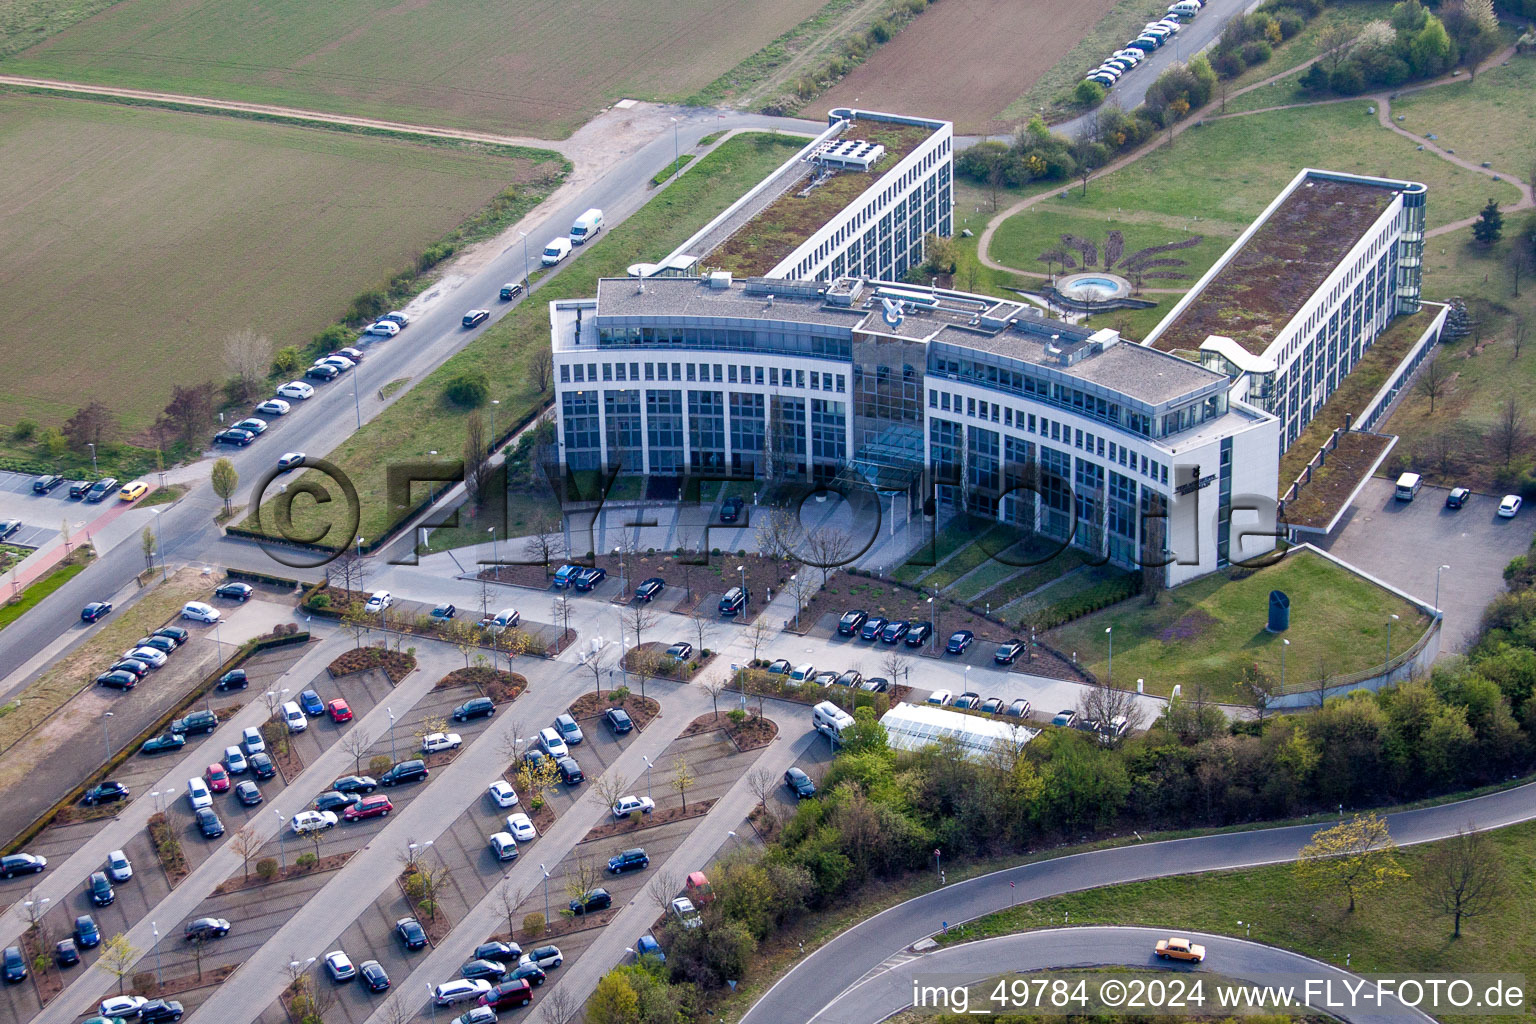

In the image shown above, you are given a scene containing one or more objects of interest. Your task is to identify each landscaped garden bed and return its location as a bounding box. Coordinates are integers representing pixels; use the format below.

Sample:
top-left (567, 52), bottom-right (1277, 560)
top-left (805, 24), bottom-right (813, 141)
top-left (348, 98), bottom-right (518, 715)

top-left (21, 927), bottom-right (61, 1003)
top-left (569, 689), bottom-right (659, 730)
top-left (1282, 431), bottom-right (1394, 530)
top-left (579, 798), bottom-right (716, 844)
top-left (260, 720), bottom-right (303, 779)
top-left (732, 668), bottom-right (910, 716)
top-left (436, 666), bottom-right (527, 703)
top-left (398, 863), bottom-right (453, 943)
top-left (328, 645), bottom-right (416, 682)
top-left (681, 711), bottom-right (778, 752)
top-left (622, 641), bottom-right (716, 681)
top-left (147, 812), bottom-right (189, 886)
top-left (213, 852), bottom-right (353, 895)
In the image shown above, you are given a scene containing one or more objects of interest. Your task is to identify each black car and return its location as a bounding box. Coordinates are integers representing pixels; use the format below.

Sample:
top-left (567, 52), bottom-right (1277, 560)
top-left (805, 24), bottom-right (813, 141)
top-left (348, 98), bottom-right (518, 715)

top-left (605, 708), bottom-right (633, 734)
top-left (837, 609), bottom-right (868, 636)
top-left (80, 601), bottom-right (113, 623)
top-left (766, 658), bottom-right (791, 674)
top-left (171, 710), bottom-right (217, 735)
top-left (314, 791), bottom-right (359, 814)
top-left (305, 363), bottom-right (340, 381)
top-left (73, 915), bottom-right (100, 947)
top-left (557, 756), bottom-right (584, 785)
top-left (359, 959), bottom-right (390, 992)
top-left (452, 697), bottom-right (495, 722)
top-left (461, 958), bottom-right (507, 981)
top-left (195, 807), bottom-right (224, 838)
top-left (980, 697), bottom-right (1006, 714)
top-left (137, 635), bottom-right (178, 655)
top-left (110, 660), bottom-right (150, 679)
top-left (0, 853), bottom-right (46, 878)
top-left (249, 752), bottom-right (277, 779)
top-left (664, 641), bottom-right (693, 661)
top-left (68, 479), bottom-right (94, 499)
top-left (32, 473), bottom-right (63, 494)
top-left (784, 767), bottom-right (816, 799)
top-left (835, 670), bottom-right (862, 688)
top-left (569, 888), bottom-right (613, 915)
top-left (905, 621), bottom-right (933, 647)
top-left (859, 676), bottom-right (890, 693)
top-left (82, 781), bottom-right (129, 805)
top-left (85, 477), bottom-right (118, 502)
top-left (88, 871), bottom-right (115, 906)
top-left (396, 917), bottom-right (428, 950)
top-left (96, 670), bottom-right (137, 690)
top-left (1006, 698), bottom-right (1033, 718)
top-left (946, 630), bottom-right (974, 655)
top-left (234, 781), bottom-right (262, 806)
top-left (142, 732), bottom-right (186, 755)
top-left (153, 625), bottom-right (190, 646)
top-left (607, 848), bottom-right (649, 873)
top-left (474, 941), bottom-right (522, 963)
top-left (880, 620), bottom-right (910, 644)
top-left (573, 566), bottom-right (607, 591)
top-left (508, 962), bottom-right (546, 986)
top-left (462, 309), bottom-right (490, 328)
top-left (217, 669), bottom-right (248, 690)
top-left (0, 520), bottom-right (20, 542)
top-left (184, 918), bottom-right (230, 941)
top-left (214, 582), bottom-right (253, 601)
top-left (1446, 487), bottom-right (1471, 509)
top-left (139, 1000), bottom-right (185, 1022)
top-left (3, 946), bottom-right (25, 983)
top-left (54, 938), bottom-right (79, 967)
top-left (720, 496), bottom-right (745, 522)
top-left (635, 577), bottom-right (665, 601)
top-left (380, 760), bottom-right (428, 786)
top-left (952, 692), bottom-right (981, 709)
top-left (331, 775), bottom-right (377, 795)
top-left (994, 639), bottom-right (1026, 664)
top-left (213, 428), bottom-right (255, 447)
top-left (718, 586), bottom-right (749, 615)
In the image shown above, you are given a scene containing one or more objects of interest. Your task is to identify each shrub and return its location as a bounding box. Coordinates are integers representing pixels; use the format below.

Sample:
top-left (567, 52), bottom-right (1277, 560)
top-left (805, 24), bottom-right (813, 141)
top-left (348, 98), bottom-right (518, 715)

top-left (417, 242), bottom-right (456, 274)
top-left (1330, 60), bottom-right (1367, 93)
top-left (370, 755), bottom-right (393, 776)
top-left (272, 346), bottom-right (303, 375)
top-left (1074, 79), bottom-right (1107, 106)
top-left (347, 289), bottom-right (389, 325)
top-left (256, 858), bottom-right (278, 880)
top-left (868, 18), bottom-right (893, 43)
top-left (444, 371), bottom-right (490, 408)
top-left (1240, 39), bottom-right (1273, 64)
top-left (10, 420), bottom-right (35, 441)
top-left (312, 323), bottom-right (353, 354)
top-left (295, 852), bottom-right (317, 870)
top-left (523, 912), bottom-right (546, 936)
top-left (727, 709), bottom-right (748, 724)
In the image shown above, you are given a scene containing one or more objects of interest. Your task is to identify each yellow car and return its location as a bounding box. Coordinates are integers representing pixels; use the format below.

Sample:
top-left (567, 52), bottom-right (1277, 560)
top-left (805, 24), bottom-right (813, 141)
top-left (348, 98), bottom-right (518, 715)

top-left (119, 481), bottom-right (149, 502)
top-left (1155, 937), bottom-right (1206, 962)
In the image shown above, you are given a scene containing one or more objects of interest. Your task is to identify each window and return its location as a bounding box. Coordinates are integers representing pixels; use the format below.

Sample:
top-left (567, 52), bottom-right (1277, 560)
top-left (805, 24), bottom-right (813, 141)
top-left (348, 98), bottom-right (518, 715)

top-left (560, 365), bottom-right (570, 383)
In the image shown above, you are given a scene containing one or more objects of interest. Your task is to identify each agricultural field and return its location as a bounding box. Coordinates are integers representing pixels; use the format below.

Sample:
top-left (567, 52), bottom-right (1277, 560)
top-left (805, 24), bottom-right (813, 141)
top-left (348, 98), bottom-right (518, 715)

top-left (0, 91), bottom-right (562, 434)
top-left (819, 0), bottom-right (1122, 135)
top-left (0, 0), bottom-right (828, 137)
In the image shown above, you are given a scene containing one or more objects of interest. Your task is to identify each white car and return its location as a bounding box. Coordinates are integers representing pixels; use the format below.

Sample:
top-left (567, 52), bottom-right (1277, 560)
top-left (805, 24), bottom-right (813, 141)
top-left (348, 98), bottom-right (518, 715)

top-left (223, 745), bottom-right (248, 774)
top-left (506, 812), bottom-right (536, 842)
top-left (276, 381), bottom-right (315, 400)
top-left (255, 399), bottom-right (291, 417)
top-left (365, 591), bottom-right (393, 613)
top-left (788, 663), bottom-right (815, 682)
top-left (669, 897), bottom-right (702, 929)
top-left (538, 727), bottom-right (568, 758)
top-left (125, 646), bottom-right (168, 668)
top-left (186, 777), bottom-right (212, 810)
top-left (291, 810), bottom-right (339, 835)
top-left (317, 355), bottom-right (356, 372)
top-left (242, 726), bottom-right (266, 755)
top-left (323, 949), bottom-right (356, 982)
top-left (365, 321), bottom-right (400, 337)
top-left (181, 601), bottom-right (220, 623)
top-left (105, 849), bottom-right (133, 882)
top-left (421, 732), bottom-right (463, 754)
top-left (101, 996), bottom-right (149, 1018)
top-left (1498, 494), bottom-right (1522, 518)
top-left (282, 701), bottom-right (307, 733)
top-left (519, 945), bottom-right (563, 969)
top-left (277, 452), bottom-right (306, 470)
top-left (927, 689), bottom-right (953, 706)
top-left (433, 979), bottom-right (493, 1006)
top-left (488, 781), bottom-right (519, 808)
top-left (612, 795), bottom-right (655, 818)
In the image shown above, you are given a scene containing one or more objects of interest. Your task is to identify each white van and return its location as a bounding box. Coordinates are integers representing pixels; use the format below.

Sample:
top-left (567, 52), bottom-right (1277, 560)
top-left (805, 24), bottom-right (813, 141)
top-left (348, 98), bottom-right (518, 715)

top-left (489, 832), bottom-right (519, 861)
top-left (282, 701), bottom-right (307, 733)
top-left (570, 208), bottom-right (604, 245)
top-left (1395, 472), bottom-right (1422, 501)
top-left (812, 700), bottom-right (855, 738)
top-left (541, 237), bottom-right (572, 266)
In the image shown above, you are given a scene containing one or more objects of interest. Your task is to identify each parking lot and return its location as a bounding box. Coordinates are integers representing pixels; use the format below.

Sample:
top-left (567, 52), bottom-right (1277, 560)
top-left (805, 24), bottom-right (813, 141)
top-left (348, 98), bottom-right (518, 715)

top-left (1320, 478), bottom-right (1536, 651)
top-left (0, 469), bottom-right (122, 545)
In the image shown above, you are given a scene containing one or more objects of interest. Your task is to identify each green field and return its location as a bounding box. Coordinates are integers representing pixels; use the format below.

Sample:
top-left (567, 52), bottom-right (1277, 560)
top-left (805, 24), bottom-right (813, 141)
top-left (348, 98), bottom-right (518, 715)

top-left (1046, 549), bottom-right (1428, 700)
top-left (0, 0), bottom-right (827, 137)
top-left (248, 132), bottom-right (810, 547)
top-left (0, 92), bottom-right (562, 433)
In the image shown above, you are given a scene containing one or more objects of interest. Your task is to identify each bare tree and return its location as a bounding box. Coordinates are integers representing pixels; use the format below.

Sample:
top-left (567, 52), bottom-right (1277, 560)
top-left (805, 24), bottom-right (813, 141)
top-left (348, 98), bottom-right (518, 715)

top-left (1318, 20), bottom-right (1357, 74)
top-left (747, 767), bottom-right (776, 813)
top-left (562, 852), bottom-right (606, 904)
top-left (540, 986), bottom-right (580, 1024)
top-left (378, 995), bottom-right (416, 1024)
top-left (592, 771), bottom-right (632, 813)
top-left (523, 513), bottom-right (562, 576)
top-left (880, 646), bottom-right (912, 690)
top-left (784, 570), bottom-right (817, 630)
top-left (1416, 825), bottom-right (1509, 937)
top-left (754, 508), bottom-right (804, 561)
top-left (464, 410), bottom-right (489, 505)
top-left (1076, 677), bottom-right (1144, 745)
top-left (141, 526), bottom-right (157, 571)
top-left (690, 603), bottom-right (718, 656)
top-left (230, 826), bottom-right (263, 880)
top-left (1415, 354), bottom-right (1450, 414)
top-left (530, 347), bottom-right (555, 396)
top-left (704, 678), bottom-right (728, 718)
top-left (329, 549), bottom-right (369, 598)
top-left (630, 646), bottom-right (663, 702)
top-left (1488, 396), bottom-right (1527, 469)
top-left (645, 868), bottom-right (684, 911)
top-left (745, 616), bottom-right (774, 662)
top-left (803, 528), bottom-right (856, 585)
top-left (551, 594), bottom-right (572, 643)
top-left (1513, 316), bottom-right (1527, 359)
top-left (261, 687), bottom-right (287, 721)
top-left (580, 647), bottom-right (612, 693)
top-left (494, 878), bottom-right (527, 940)
top-left (624, 601), bottom-right (658, 652)
top-left (224, 327), bottom-right (273, 402)
top-left (341, 728), bottom-right (373, 774)
top-left (498, 719), bottom-right (527, 766)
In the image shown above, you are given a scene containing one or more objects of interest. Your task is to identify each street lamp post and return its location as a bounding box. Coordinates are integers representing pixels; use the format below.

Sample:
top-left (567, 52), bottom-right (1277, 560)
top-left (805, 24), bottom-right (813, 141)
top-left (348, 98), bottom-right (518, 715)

top-left (614, 545), bottom-right (625, 598)
top-left (927, 595), bottom-right (936, 654)
top-left (273, 810), bottom-right (288, 870)
top-left (150, 507), bottom-right (167, 581)
top-left (518, 230), bottom-right (530, 290)
top-left (490, 398), bottom-right (500, 450)
top-left (789, 574), bottom-right (800, 629)
top-left (428, 982), bottom-right (439, 1023)
top-left (1435, 564), bottom-right (1450, 611)
top-left (737, 565), bottom-right (747, 620)
top-left (151, 921), bottom-right (163, 983)
top-left (669, 117), bottom-right (681, 180)
top-left (1105, 626), bottom-right (1113, 686)
top-left (101, 711), bottom-right (113, 762)
top-left (387, 707), bottom-right (397, 763)
top-left (352, 362), bottom-right (362, 430)
top-left (1281, 637), bottom-right (1290, 691)
top-left (1385, 613), bottom-right (1399, 675)
top-left (539, 864), bottom-right (551, 923)
top-left (642, 755), bottom-right (654, 800)
top-left (488, 526), bottom-right (499, 569)
top-left (87, 443), bottom-right (98, 476)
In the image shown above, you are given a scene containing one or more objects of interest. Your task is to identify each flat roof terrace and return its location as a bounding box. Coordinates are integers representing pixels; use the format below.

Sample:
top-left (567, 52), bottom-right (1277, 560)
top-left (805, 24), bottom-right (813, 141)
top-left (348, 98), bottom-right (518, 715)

top-left (706, 119), bottom-right (934, 278)
top-left (1151, 177), bottom-right (1396, 358)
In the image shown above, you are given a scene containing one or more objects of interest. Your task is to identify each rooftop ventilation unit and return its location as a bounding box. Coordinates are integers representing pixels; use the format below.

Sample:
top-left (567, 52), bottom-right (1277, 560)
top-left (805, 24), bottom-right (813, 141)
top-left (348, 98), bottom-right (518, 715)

top-left (819, 139), bottom-right (887, 171)
top-left (708, 271), bottom-right (733, 290)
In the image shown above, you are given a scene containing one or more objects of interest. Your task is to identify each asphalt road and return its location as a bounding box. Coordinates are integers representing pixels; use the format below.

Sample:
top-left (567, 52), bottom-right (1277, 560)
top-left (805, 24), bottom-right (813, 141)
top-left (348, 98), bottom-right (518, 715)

top-left (0, 108), bottom-right (822, 693)
top-left (814, 926), bottom-right (1433, 1024)
top-left (741, 780), bottom-right (1536, 1024)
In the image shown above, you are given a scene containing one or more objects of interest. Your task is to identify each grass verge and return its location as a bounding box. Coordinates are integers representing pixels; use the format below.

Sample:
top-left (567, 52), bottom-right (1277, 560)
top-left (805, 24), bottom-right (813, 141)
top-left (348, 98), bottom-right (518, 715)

top-left (651, 155), bottom-right (695, 187)
top-left (0, 556), bottom-right (88, 634)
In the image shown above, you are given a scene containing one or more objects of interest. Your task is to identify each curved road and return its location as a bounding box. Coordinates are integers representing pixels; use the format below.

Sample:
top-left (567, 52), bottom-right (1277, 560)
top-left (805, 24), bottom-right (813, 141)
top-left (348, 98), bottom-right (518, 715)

top-left (743, 780), bottom-right (1536, 1024)
top-left (815, 926), bottom-right (1432, 1024)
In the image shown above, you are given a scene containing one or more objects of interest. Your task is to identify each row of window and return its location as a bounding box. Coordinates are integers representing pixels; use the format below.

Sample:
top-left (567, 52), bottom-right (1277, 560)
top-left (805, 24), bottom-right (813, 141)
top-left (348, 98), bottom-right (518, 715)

top-left (561, 360), bottom-right (845, 392)
top-left (929, 356), bottom-right (1158, 438)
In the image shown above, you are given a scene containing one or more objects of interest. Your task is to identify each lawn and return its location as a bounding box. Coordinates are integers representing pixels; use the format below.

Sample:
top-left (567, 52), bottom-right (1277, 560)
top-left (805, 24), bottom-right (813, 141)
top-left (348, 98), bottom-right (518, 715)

top-left (936, 818), bottom-right (1536, 1003)
top-left (0, 92), bottom-right (563, 434)
top-left (890, 515), bottom-right (999, 586)
top-left (245, 132), bottom-right (809, 548)
top-left (1391, 57), bottom-right (1536, 186)
top-left (0, 556), bottom-right (87, 632)
top-left (1, 0), bottom-right (829, 138)
top-left (1045, 548), bottom-right (1428, 701)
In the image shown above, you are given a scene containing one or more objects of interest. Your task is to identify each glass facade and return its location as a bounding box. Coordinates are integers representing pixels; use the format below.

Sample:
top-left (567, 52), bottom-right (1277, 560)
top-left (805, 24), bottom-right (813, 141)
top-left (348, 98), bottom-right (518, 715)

top-left (730, 392), bottom-right (765, 474)
top-left (562, 390), bottom-right (600, 471)
top-left (604, 389), bottom-right (642, 472)
top-left (646, 389), bottom-right (684, 474)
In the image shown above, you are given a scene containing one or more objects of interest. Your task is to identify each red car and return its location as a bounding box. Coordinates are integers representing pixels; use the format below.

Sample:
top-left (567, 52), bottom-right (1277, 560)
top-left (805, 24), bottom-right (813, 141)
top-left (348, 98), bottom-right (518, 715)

top-left (327, 699), bottom-right (352, 723)
top-left (342, 795), bottom-right (393, 821)
top-left (205, 765), bottom-right (230, 793)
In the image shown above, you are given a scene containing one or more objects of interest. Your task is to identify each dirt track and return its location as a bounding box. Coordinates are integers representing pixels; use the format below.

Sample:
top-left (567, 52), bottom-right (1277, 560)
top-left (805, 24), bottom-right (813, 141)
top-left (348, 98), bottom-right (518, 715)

top-left (818, 0), bottom-right (1121, 134)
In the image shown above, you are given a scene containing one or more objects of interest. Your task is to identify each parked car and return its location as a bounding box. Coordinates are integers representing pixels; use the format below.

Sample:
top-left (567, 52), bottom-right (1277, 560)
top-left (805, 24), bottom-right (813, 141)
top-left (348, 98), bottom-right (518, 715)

top-left (784, 767), bottom-right (816, 799)
top-left (1052, 709), bottom-right (1079, 728)
top-left (109, 659), bottom-right (149, 679)
top-left (538, 727), bottom-right (568, 757)
top-left (720, 495), bottom-right (745, 522)
top-left (82, 781), bottom-right (129, 806)
top-left (520, 945), bottom-right (564, 969)
top-left (343, 795), bottom-right (393, 821)
top-left (461, 310), bottom-right (491, 329)
top-left (75, 915), bottom-right (101, 947)
top-left (557, 756), bottom-right (584, 784)
top-left (204, 764), bottom-right (229, 792)
top-left (1006, 698), bottom-right (1033, 718)
top-left (105, 849), bottom-right (133, 881)
top-left (475, 941), bottom-right (522, 964)
top-left (283, 701), bottom-right (307, 732)
top-left (396, 917), bottom-right (427, 950)
top-left (613, 795), bottom-right (655, 817)
top-left (635, 577), bottom-right (665, 600)
top-left (233, 417), bottom-right (268, 437)
top-left (88, 871), bottom-right (115, 906)
top-left (381, 311), bottom-right (411, 329)
top-left (506, 813), bottom-right (536, 841)
top-left (994, 639), bottom-right (1026, 664)
top-left (32, 473), bottom-right (64, 494)
top-left (276, 381), bottom-right (316, 400)
top-left (573, 566), bottom-right (607, 591)
top-left (235, 781), bottom-right (262, 806)
top-left (360, 959), bottom-right (390, 992)
top-left (218, 669), bottom-right (249, 690)
top-left (223, 745), bottom-right (248, 773)
top-left (332, 775), bottom-right (376, 795)
top-left (635, 935), bottom-right (665, 963)
top-left (859, 616), bottom-right (887, 640)
top-left (184, 918), bottom-right (230, 941)
top-left (380, 760), bottom-right (428, 786)
top-left (255, 399), bottom-right (291, 417)
top-left (124, 645), bottom-right (167, 668)
top-left (172, 709), bottom-right (217, 734)
top-left (365, 320), bottom-right (400, 337)
top-left (952, 692), bottom-right (981, 709)
top-left (1499, 494), bottom-right (1523, 518)
top-left (141, 732), bottom-right (186, 755)
top-left (789, 663), bottom-right (816, 683)
top-left (859, 676), bottom-right (890, 693)
top-left (118, 482), bottom-right (149, 502)
top-left (0, 854), bottom-right (45, 879)
top-left (327, 699), bottom-right (353, 723)
top-left (299, 689), bottom-right (325, 716)
top-left (213, 427), bottom-right (255, 447)
top-left (460, 958), bottom-right (508, 982)
top-left (313, 791), bottom-right (357, 814)
top-left (422, 732), bottom-right (463, 754)
top-left (291, 810), bottom-right (339, 834)
top-left (80, 601), bottom-right (113, 623)
top-left (365, 590), bottom-right (393, 613)
top-left (813, 670), bottom-right (839, 688)
top-left (488, 781), bottom-right (519, 808)
top-left (905, 621), bottom-right (934, 647)
top-left (766, 658), bottom-right (791, 675)
top-left (718, 586), bottom-right (749, 616)
top-left (180, 602), bottom-right (220, 623)
top-left (569, 888), bottom-right (612, 915)
top-left (324, 950), bottom-right (357, 983)
top-left (664, 641), bottom-right (693, 661)
top-left (926, 689), bottom-right (953, 706)
top-left (834, 670), bottom-right (862, 688)
top-left (305, 363), bottom-right (339, 382)
top-left (980, 697), bottom-right (1006, 714)
top-left (553, 712), bottom-right (583, 744)
top-left (1445, 486), bottom-right (1471, 509)
top-left (880, 620), bottom-right (910, 644)
top-left (552, 564), bottom-right (581, 587)
top-left (214, 581), bottom-right (252, 601)
top-left (96, 670), bottom-right (137, 690)
top-left (186, 777), bottom-right (212, 809)
top-left (54, 938), bottom-right (79, 967)
top-left (4, 947), bottom-right (29, 982)
top-left (669, 897), bottom-right (702, 929)
top-left (605, 708), bottom-right (633, 734)
top-left (85, 477), bottom-right (119, 502)
top-left (195, 807), bottom-right (223, 838)
top-left (453, 697), bottom-right (496, 722)
top-left (434, 979), bottom-right (493, 1006)
top-left (499, 281), bottom-right (524, 301)
top-left (479, 980), bottom-right (534, 1010)
top-left (139, 1000), bottom-right (185, 1023)
top-left (249, 752), bottom-right (277, 779)
top-left (837, 609), bottom-right (868, 635)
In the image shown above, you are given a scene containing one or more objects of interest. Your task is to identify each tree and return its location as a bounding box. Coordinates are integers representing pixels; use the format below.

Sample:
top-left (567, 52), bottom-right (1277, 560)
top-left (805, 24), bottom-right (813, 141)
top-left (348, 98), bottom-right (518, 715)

top-left (1076, 676), bottom-right (1143, 745)
top-left (159, 382), bottom-right (216, 445)
top-left (404, 862), bottom-right (451, 919)
top-left (1319, 20), bottom-right (1358, 73)
top-left (690, 603), bottom-right (718, 657)
top-left (540, 986), bottom-right (580, 1024)
top-left (671, 756), bottom-right (696, 811)
top-left (341, 728), bottom-right (373, 773)
top-left (703, 678), bottom-right (728, 719)
top-left (593, 771), bottom-right (631, 816)
top-left (494, 878), bottom-right (526, 941)
top-left (624, 601), bottom-right (658, 652)
top-left (1416, 826), bottom-right (1508, 937)
top-left (224, 327), bottom-right (273, 402)
top-left (747, 767), bottom-right (775, 814)
top-left (464, 410), bottom-right (489, 505)
top-left (231, 826), bottom-right (262, 879)
top-left (745, 616), bottom-right (774, 662)
top-left (1513, 317), bottom-right (1527, 359)
top-left (587, 972), bottom-right (640, 1024)
top-left (141, 527), bottom-right (157, 571)
top-left (784, 570), bottom-right (817, 630)
top-left (1415, 353), bottom-right (1450, 413)
top-left (1472, 199), bottom-right (1504, 245)
top-left (840, 706), bottom-right (889, 755)
top-left (516, 754), bottom-right (562, 809)
top-left (1296, 813), bottom-right (1407, 912)
top-left (211, 457), bottom-right (239, 515)
top-left (378, 996), bottom-right (416, 1024)
top-left (562, 851), bottom-right (606, 905)
top-left (530, 347), bottom-right (555, 396)
top-left (63, 401), bottom-right (118, 452)
top-left (645, 868), bottom-right (684, 911)
top-left (880, 646), bottom-right (911, 690)
top-left (100, 933), bottom-right (138, 992)
top-left (1487, 396), bottom-right (1527, 469)
top-left (804, 527), bottom-right (856, 586)
top-left (580, 647), bottom-right (613, 694)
